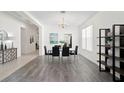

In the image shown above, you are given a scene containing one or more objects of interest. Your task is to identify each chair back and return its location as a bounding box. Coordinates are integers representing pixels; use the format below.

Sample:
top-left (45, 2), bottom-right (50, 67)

top-left (75, 46), bottom-right (78, 55)
top-left (52, 46), bottom-right (60, 56)
top-left (44, 46), bottom-right (47, 55)
top-left (62, 47), bottom-right (69, 56)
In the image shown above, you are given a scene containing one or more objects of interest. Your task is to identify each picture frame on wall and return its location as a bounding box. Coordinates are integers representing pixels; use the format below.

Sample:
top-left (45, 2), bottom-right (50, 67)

top-left (32, 36), bottom-right (34, 42)
top-left (49, 33), bottom-right (58, 44)
top-left (30, 36), bottom-right (34, 44)
top-left (30, 36), bottom-right (32, 44)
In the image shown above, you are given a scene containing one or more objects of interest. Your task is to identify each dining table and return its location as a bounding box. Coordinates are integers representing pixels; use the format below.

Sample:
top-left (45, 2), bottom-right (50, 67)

top-left (48, 48), bottom-right (74, 55)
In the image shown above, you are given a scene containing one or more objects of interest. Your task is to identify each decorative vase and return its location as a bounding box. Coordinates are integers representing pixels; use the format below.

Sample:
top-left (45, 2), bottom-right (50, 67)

top-left (1, 42), bottom-right (3, 50)
top-left (12, 42), bottom-right (14, 48)
top-left (5, 44), bottom-right (7, 50)
top-left (108, 49), bottom-right (112, 55)
top-left (107, 41), bottom-right (112, 46)
top-left (107, 31), bottom-right (112, 36)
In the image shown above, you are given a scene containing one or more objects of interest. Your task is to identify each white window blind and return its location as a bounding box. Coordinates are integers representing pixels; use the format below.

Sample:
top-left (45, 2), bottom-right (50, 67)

top-left (82, 25), bottom-right (93, 51)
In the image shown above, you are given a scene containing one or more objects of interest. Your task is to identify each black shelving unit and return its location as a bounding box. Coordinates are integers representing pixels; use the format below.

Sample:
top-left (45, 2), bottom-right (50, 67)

top-left (98, 28), bottom-right (111, 72)
top-left (112, 24), bottom-right (124, 81)
top-left (98, 25), bottom-right (124, 81)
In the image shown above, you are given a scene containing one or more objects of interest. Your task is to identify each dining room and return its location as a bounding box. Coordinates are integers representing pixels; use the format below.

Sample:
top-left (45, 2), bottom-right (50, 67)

top-left (1, 11), bottom-right (122, 82)
top-left (1, 1), bottom-right (124, 93)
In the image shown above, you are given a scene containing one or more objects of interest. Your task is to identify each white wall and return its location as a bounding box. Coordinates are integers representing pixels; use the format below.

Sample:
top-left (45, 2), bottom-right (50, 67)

top-left (79, 11), bottom-right (124, 64)
top-left (0, 12), bottom-right (25, 57)
top-left (42, 24), bottom-right (79, 54)
top-left (21, 24), bottom-right (39, 54)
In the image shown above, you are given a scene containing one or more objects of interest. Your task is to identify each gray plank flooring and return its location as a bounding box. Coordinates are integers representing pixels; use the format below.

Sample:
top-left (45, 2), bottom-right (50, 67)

top-left (2, 55), bottom-right (113, 82)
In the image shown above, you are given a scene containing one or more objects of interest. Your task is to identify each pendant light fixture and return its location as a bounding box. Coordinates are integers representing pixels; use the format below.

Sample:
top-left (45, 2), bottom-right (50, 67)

top-left (58, 11), bottom-right (66, 29)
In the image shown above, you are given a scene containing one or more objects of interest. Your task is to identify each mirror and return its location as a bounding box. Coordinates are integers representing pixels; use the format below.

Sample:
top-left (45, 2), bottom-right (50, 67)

top-left (0, 30), bottom-right (8, 41)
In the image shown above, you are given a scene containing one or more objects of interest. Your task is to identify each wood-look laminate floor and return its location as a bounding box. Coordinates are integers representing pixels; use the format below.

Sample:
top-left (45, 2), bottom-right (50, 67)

top-left (2, 55), bottom-right (113, 82)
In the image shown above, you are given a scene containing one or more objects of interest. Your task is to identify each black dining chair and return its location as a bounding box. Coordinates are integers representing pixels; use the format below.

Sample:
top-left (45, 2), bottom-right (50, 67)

top-left (62, 47), bottom-right (69, 56)
top-left (70, 46), bottom-right (78, 56)
top-left (62, 47), bottom-right (70, 61)
top-left (52, 46), bottom-right (60, 61)
top-left (44, 46), bottom-right (52, 55)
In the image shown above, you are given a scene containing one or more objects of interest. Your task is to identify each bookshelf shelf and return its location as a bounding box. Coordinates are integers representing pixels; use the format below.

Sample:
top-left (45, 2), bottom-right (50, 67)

top-left (97, 25), bottom-right (124, 81)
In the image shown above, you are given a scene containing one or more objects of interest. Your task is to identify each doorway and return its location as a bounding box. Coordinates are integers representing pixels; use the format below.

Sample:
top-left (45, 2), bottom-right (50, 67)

top-left (20, 26), bottom-right (39, 56)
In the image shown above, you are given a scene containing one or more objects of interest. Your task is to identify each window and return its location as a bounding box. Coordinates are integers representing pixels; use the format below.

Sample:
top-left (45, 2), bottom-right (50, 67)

top-left (82, 29), bottom-right (86, 49)
top-left (82, 25), bottom-right (93, 51)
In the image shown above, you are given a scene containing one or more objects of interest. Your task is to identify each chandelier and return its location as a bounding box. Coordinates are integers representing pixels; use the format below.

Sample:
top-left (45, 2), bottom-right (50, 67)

top-left (58, 11), bottom-right (68, 29)
top-left (58, 17), bottom-right (65, 29)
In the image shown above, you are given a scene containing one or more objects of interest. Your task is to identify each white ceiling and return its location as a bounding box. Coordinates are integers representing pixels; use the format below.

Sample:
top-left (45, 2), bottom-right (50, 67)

top-left (3, 11), bottom-right (39, 25)
top-left (29, 11), bottom-right (98, 26)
